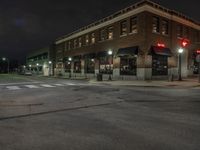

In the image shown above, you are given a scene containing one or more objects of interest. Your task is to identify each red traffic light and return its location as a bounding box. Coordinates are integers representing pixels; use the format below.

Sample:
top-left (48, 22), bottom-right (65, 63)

top-left (181, 39), bottom-right (189, 47)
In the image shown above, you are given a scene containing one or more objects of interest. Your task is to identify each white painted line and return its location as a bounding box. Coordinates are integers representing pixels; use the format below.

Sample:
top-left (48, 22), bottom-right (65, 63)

top-left (24, 85), bottom-right (40, 89)
top-left (40, 84), bottom-right (55, 88)
top-left (54, 84), bottom-right (65, 86)
top-left (6, 86), bottom-right (21, 90)
top-left (66, 83), bottom-right (76, 86)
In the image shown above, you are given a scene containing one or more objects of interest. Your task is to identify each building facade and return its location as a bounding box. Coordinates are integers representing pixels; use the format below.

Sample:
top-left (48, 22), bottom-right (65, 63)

top-left (26, 46), bottom-right (55, 76)
top-left (54, 0), bottom-right (200, 80)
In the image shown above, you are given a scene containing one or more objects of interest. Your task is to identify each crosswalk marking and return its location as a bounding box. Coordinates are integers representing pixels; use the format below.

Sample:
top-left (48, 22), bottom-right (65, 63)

top-left (6, 86), bottom-right (21, 90)
top-left (54, 84), bottom-right (65, 86)
top-left (24, 85), bottom-right (40, 89)
top-left (2, 82), bottom-right (90, 91)
top-left (40, 84), bottom-right (55, 88)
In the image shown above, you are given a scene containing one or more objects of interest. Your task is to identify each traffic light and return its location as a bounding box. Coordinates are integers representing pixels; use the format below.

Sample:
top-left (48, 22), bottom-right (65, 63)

top-left (180, 38), bottom-right (189, 48)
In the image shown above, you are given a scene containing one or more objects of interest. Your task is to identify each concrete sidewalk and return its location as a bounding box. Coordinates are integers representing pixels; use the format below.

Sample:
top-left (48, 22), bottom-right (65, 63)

top-left (90, 78), bottom-right (200, 88)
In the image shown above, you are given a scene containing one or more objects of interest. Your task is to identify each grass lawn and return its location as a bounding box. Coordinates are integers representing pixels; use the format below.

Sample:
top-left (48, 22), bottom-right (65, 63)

top-left (0, 74), bottom-right (33, 84)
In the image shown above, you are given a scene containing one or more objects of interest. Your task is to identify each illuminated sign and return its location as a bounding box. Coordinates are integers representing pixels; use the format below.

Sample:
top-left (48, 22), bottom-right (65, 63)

top-left (180, 39), bottom-right (190, 47)
top-left (157, 43), bottom-right (165, 48)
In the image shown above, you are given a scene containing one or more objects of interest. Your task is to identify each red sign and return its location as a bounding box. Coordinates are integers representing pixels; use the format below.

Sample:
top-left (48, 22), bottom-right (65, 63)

top-left (197, 49), bottom-right (200, 54)
top-left (157, 43), bottom-right (165, 48)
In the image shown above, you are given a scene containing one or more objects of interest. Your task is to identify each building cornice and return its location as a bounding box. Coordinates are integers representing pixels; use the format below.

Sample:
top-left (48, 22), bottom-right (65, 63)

top-left (55, 0), bottom-right (200, 44)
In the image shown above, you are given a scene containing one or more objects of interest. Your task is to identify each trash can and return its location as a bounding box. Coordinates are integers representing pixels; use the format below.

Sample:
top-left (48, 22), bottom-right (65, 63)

top-left (96, 73), bottom-right (103, 81)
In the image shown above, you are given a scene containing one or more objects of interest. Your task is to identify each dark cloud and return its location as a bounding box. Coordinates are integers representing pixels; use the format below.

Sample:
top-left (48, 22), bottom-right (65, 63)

top-left (0, 0), bottom-right (199, 63)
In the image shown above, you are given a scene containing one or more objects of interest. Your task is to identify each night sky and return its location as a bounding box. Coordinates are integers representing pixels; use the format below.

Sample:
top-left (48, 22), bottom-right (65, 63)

top-left (0, 0), bottom-right (199, 63)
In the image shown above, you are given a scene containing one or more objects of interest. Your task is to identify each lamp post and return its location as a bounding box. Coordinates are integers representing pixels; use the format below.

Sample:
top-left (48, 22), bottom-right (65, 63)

top-left (108, 50), bottom-right (113, 81)
top-left (36, 63), bottom-right (39, 75)
top-left (49, 61), bottom-right (52, 76)
top-left (68, 57), bottom-right (72, 78)
top-left (2, 57), bottom-right (9, 74)
top-left (178, 48), bottom-right (184, 81)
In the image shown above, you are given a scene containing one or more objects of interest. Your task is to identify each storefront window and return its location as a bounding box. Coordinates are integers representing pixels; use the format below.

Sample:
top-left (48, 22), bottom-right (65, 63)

top-left (64, 62), bottom-right (71, 73)
top-left (74, 61), bottom-right (81, 73)
top-left (85, 58), bottom-right (95, 74)
top-left (99, 56), bottom-right (113, 74)
top-left (120, 57), bottom-right (137, 75)
top-left (152, 55), bottom-right (168, 76)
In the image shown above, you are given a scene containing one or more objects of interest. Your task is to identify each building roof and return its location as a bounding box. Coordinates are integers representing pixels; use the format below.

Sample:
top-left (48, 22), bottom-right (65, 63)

top-left (55, 0), bottom-right (200, 44)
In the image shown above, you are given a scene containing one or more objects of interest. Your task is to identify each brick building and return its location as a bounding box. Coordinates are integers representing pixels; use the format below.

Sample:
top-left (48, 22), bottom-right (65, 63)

top-left (54, 0), bottom-right (200, 80)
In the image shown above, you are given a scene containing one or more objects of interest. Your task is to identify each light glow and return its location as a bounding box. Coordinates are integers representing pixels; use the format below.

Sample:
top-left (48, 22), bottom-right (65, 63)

top-left (108, 50), bottom-right (113, 55)
top-left (178, 48), bottom-right (184, 54)
top-left (157, 43), bottom-right (165, 48)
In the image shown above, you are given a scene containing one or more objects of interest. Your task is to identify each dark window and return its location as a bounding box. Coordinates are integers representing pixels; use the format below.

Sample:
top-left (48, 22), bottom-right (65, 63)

top-left (99, 56), bottom-right (113, 74)
top-left (152, 55), bottom-right (168, 76)
top-left (120, 20), bottom-right (127, 35)
top-left (130, 17), bottom-right (138, 34)
top-left (120, 57), bottom-right (137, 75)
top-left (183, 26), bottom-right (189, 38)
top-left (74, 61), bottom-right (81, 73)
top-left (161, 20), bottom-right (169, 35)
top-left (177, 24), bottom-right (183, 38)
top-left (100, 29), bottom-right (106, 41)
top-left (152, 17), bottom-right (159, 33)
top-left (85, 58), bottom-right (95, 74)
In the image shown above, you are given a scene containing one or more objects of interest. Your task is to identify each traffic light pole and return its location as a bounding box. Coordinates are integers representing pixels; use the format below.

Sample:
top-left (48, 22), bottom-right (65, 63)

top-left (178, 53), bottom-right (182, 81)
top-left (198, 62), bottom-right (200, 83)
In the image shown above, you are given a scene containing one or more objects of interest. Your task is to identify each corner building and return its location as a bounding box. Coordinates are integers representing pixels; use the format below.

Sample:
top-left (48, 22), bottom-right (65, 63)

top-left (55, 0), bottom-right (200, 80)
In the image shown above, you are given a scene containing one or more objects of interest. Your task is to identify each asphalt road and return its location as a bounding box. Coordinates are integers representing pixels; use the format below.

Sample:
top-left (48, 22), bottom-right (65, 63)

top-left (0, 76), bottom-right (200, 150)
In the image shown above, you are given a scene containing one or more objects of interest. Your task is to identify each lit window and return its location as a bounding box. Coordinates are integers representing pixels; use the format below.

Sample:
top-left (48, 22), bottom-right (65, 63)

top-left (108, 26), bottom-right (114, 40)
top-left (91, 33), bottom-right (95, 44)
top-left (85, 35), bottom-right (89, 45)
top-left (130, 17), bottom-right (138, 34)
top-left (78, 37), bottom-right (82, 47)
top-left (120, 20), bottom-right (127, 35)
top-left (161, 20), bottom-right (169, 35)
top-left (152, 17), bottom-right (159, 33)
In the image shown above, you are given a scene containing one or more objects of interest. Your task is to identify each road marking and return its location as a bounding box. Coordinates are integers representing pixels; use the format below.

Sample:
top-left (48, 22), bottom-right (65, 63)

top-left (24, 85), bottom-right (40, 89)
top-left (40, 84), bottom-right (55, 88)
top-left (65, 83), bottom-right (76, 86)
top-left (6, 86), bottom-right (21, 90)
top-left (54, 84), bottom-right (65, 86)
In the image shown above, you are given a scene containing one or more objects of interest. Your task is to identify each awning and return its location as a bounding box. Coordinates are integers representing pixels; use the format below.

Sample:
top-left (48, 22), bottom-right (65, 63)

top-left (83, 53), bottom-right (96, 59)
top-left (73, 55), bottom-right (81, 61)
top-left (117, 46), bottom-right (139, 57)
top-left (96, 51), bottom-right (108, 57)
top-left (150, 46), bottom-right (172, 57)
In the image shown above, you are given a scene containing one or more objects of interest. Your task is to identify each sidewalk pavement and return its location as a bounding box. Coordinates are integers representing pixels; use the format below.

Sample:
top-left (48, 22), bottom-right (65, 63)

top-left (89, 78), bottom-right (200, 88)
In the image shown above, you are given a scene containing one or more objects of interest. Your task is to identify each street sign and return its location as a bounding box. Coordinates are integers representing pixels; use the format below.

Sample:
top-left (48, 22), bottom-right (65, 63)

top-left (196, 55), bottom-right (200, 63)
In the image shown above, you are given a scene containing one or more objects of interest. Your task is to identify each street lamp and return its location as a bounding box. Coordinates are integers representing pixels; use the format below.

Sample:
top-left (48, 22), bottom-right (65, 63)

top-left (49, 61), bottom-right (52, 76)
top-left (2, 57), bottom-right (9, 74)
top-left (108, 50), bottom-right (113, 81)
top-left (178, 48), bottom-right (184, 81)
top-left (68, 57), bottom-right (72, 78)
top-left (36, 63), bottom-right (39, 75)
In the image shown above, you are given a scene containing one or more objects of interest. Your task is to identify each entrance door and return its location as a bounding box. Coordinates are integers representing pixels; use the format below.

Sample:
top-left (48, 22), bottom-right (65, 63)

top-left (152, 55), bottom-right (168, 76)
